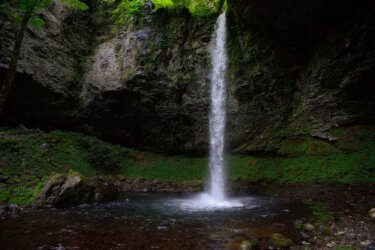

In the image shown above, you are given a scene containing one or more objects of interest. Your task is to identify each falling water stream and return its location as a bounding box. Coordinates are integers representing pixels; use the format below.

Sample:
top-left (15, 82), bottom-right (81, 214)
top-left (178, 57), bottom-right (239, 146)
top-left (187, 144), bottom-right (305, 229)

top-left (177, 12), bottom-right (243, 210)
top-left (208, 11), bottom-right (228, 201)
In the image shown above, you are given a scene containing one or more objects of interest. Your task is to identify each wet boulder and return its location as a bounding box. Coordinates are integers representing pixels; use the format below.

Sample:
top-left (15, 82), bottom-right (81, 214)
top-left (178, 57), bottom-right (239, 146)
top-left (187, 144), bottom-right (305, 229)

top-left (239, 239), bottom-right (258, 250)
top-left (369, 208), bottom-right (375, 219)
top-left (35, 175), bottom-right (117, 207)
top-left (303, 223), bottom-right (315, 231)
top-left (239, 240), bottom-right (252, 250)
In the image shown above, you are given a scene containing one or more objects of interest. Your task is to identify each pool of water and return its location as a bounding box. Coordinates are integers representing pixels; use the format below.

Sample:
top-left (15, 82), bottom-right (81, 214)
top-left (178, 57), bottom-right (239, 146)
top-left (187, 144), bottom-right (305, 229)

top-left (0, 193), bottom-right (309, 249)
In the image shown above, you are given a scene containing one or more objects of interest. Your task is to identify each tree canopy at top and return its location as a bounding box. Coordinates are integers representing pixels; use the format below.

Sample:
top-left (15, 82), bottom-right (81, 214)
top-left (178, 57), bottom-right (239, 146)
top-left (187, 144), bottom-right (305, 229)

top-left (102, 0), bottom-right (226, 18)
top-left (101, 0), bottom-right (226, 29)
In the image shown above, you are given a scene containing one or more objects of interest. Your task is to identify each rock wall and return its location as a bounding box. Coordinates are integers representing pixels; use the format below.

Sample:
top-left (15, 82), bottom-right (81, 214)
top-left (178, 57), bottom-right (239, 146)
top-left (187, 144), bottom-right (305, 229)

top-left (0, 0), bottom-right (93, 128)
top-left (226, 0), bottom-right (375, 154)
top-left (79, 6), bottom-right (215, 154)
top-left (0, 0), bottom-right (374, 155)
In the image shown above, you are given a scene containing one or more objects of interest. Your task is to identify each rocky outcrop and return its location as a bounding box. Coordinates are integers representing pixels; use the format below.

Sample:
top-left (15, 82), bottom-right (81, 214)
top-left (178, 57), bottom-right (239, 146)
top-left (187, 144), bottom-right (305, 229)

top-left (226, 0), bottom-right (375, 154)
top-left (34, 175), bottom-right (204, 207)
top-left (0, 0), bottom-right (92, 128)
top-left (79, 7), bottom-right (214, 154)
top-left (35, 175), bottom-right (117, 207)
top-left (1, 2), bottom-right (215, 154)
top-left (0, 0), bottom-right (374, 155)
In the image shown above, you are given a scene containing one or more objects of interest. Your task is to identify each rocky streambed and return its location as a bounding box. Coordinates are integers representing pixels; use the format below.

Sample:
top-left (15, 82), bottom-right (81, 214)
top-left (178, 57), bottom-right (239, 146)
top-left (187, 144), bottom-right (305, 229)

top-left (0, 179), bottom-right (374, 249)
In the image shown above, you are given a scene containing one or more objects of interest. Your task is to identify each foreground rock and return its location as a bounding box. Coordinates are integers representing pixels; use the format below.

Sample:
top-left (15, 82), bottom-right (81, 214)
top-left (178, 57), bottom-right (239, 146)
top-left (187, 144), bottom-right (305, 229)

top-left (239, 240), bottom-right (252, 250)
top-left (33, 175), bottom-right (203, 208)
top-left (0, 204), bottom-right (25, 217)
top-left (35, 175), bottom-right (117, 207)
top-left (303, 223), bottom-right (315, 232)
top-left (0, 175), bottom-right (9, 183)
top-left (369, 208), bottom-right (375, 218)
top-left (269, 233), bottom-right (292, 248)
top-left (239, 239), bottom-right (258, 250)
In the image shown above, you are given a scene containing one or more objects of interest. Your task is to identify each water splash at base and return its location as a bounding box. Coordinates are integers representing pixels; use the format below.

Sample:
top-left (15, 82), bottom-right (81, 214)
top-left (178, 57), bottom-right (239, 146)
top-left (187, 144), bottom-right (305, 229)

top-left (179, 193), bottom-right (244, 211)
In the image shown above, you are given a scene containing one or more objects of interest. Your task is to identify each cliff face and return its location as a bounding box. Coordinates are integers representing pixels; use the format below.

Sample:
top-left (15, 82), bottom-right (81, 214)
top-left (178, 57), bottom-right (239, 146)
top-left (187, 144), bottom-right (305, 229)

top-left (226, 0), bottom-right (375, 154)
top-left (0, 0), bottom-right (93, 128)
top-left (0, 0), bottom-right (374, 155)
top-left (79, 7), bottom-right (215, 154)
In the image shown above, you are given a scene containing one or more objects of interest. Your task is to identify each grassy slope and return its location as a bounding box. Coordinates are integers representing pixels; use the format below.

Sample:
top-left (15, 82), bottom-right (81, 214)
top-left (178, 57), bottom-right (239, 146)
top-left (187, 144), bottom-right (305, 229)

top-left (0, 127), bottom-right (374, 205)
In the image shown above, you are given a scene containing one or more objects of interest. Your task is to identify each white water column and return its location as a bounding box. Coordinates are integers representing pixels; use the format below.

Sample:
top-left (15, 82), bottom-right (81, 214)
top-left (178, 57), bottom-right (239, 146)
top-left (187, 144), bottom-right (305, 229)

top-left (208, 12), bottom-right (228, 201)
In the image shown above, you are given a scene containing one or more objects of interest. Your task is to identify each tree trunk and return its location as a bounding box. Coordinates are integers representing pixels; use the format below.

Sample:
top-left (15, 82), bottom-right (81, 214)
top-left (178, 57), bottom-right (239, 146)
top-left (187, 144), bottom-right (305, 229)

top-left (0, 6), bottom-right (33, 114)
top-left (217, 0), bottom-right (225, 14)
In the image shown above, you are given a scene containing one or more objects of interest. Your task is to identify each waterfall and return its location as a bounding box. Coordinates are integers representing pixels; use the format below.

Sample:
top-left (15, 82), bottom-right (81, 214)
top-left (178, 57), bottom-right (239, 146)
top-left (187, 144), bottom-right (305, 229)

top-left (178, 12), bottom-right (243, 210)
top-left (208, 12), bottom-right (228, 201)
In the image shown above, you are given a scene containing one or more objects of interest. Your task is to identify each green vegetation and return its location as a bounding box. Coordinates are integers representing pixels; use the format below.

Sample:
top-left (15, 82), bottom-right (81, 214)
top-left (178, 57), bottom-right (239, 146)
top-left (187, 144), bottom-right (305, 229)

top-left (229, 145), bottom-right (375, 183)
top-left (278, 138), bottom-right (339, 156)
top-left (101, 0), bottom-right (225, 28)
top-left (303, 201), bottom-right (334, 228)
top-left (269, 233), bottom-right (292, 248)
top-left (0, 127), bottom-right (374, 205)
top-left (153, 0), bottom-right (226, 15)
top-left (100, 0), bottom-right (147, 28)
top-left (333, 247), bottom-right (355, 250)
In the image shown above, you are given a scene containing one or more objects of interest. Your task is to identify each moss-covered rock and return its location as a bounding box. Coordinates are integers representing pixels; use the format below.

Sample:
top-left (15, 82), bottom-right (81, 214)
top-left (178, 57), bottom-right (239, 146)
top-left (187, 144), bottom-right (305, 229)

top-left (269, 233), bottom-right (292, 248)
top-left (35, 175), bottom-right (117, 207)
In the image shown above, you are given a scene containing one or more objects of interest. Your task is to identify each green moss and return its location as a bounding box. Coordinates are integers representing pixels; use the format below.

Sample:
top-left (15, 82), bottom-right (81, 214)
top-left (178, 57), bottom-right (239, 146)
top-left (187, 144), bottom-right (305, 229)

top-left (32, 181), bottom-right (44, 200)
top-left (0, 127), bottom-right (374, 205)
top-left (333, 247), bottom-right (355, 250)
top-left (269, 233), bottom-right (292, 248)
top-left (278, 138), bottom-right (339, 156)
top-left (229, 142), bottom-right (375, 184)
top-left (153, 0), bottom-right (225, 16)
top-left (303, 201), bottom-right (333, 228)
top-left (0, 183), bottom-right (11, 203)
top-left (122, 154), bottom-right (207, 181)
top-left (293, 220), bottom-right (303, 230)
top-left (8, 186), bottom-right (35, 205)
top-left (103, 0), bottom-right (222, 32)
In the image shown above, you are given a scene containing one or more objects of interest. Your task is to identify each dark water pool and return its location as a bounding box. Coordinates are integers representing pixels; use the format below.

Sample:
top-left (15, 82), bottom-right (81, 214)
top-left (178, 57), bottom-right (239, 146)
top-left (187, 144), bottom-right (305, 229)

top-left (0, 193), bottom-right (309, 249)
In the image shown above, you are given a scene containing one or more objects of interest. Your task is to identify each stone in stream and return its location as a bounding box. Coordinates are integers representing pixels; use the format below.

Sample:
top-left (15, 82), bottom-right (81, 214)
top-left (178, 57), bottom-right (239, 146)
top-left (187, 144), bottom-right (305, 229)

top-left (361, 240), bottom-right (371, 247)
top-left (269, 233), bottom-right (292, 248)
top-left (369, 208), bottom-right (375, 218)
top-left (239, 239), bottom-right (258, 250)
top-left (0, 175), bottom-right (9, 183)
top-left (367, 243), bottom-right (375, 250)
top-left (326, 242), bottom-right (335, 248)
top-left (239, 240), bottom-right (252, 250)
top-left (300, 231), bottom-right (310, 239)
top-left (303, 223), bottom-right (315, 231)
